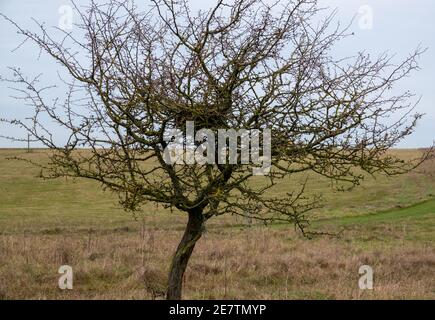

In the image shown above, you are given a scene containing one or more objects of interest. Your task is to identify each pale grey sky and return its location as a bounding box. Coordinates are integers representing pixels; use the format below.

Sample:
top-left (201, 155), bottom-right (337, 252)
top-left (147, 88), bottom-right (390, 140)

top-left (0, 0), bottom-right (434, 147)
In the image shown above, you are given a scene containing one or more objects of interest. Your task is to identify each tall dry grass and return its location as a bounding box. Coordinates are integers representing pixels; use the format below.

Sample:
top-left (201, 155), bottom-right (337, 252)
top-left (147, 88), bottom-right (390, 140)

top-left (0, 224), bottom-right (433, 300)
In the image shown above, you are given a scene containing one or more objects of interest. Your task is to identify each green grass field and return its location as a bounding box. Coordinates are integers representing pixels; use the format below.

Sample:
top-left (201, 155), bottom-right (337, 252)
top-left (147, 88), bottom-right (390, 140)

top-left (0, 149), bottom-right (434, 299)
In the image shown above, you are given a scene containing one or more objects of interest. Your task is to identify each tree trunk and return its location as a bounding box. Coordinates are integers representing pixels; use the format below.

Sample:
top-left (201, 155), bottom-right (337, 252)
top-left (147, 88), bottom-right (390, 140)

top-left (166, 209), bottom-right (204, 300)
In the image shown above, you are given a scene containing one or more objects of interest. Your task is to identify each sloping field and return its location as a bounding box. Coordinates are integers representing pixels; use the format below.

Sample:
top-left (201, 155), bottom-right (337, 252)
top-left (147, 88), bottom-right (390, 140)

top-left (0, 149), bottom-right (434, 299)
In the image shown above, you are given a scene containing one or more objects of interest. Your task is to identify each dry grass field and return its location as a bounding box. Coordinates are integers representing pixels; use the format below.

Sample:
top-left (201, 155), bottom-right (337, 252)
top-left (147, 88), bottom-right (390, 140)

top-left (0, 149), bottom-right (434, 299)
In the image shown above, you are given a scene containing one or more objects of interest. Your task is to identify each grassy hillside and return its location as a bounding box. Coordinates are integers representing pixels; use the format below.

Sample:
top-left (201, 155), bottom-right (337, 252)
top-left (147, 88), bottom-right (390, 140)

top-left (0, 149), bottom-right (434, 299)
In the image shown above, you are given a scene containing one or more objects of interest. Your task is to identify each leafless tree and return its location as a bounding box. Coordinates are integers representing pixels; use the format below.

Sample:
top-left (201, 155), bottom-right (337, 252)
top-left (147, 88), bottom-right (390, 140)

top-left (1, 0), bottom-right (431, 299)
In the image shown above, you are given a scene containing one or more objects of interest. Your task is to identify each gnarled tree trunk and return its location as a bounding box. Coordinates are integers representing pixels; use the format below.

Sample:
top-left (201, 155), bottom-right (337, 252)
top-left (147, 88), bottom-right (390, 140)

top-left (166, 209), bottom-right (204, 300)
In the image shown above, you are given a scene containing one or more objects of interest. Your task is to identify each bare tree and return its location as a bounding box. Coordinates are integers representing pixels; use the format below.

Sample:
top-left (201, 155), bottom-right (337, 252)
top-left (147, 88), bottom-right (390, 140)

top-left (1, 0), bottom-right (431, 299)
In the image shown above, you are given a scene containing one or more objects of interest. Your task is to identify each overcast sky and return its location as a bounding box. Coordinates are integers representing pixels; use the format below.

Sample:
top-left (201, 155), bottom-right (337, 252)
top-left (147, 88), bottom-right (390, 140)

top-left (0, 0), bottom-right (434, 148)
